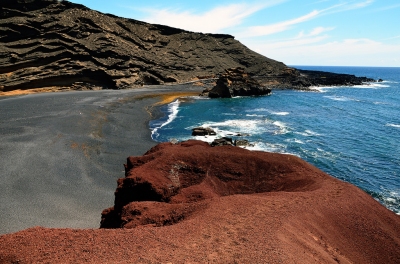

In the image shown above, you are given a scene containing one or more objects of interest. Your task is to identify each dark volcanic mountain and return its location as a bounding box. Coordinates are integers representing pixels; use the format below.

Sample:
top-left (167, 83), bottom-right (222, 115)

top-left (0, 0), bottom-right (375, 93)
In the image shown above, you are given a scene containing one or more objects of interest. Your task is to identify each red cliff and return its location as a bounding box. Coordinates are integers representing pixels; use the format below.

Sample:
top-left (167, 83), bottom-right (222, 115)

top-left (1, 140), bottom-right (399, 263)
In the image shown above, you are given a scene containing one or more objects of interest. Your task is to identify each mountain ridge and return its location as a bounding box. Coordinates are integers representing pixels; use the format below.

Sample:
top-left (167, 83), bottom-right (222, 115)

top-left (0, 0), bottom-right (375, 94)
top-left (0, 0), bottom-right (290, 92)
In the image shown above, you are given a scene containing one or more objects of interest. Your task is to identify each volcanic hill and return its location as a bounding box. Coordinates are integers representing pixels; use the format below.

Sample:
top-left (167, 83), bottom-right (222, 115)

top-left (1, 140), bottom-right (399, 263)
top-left (0, 0), bottom-right (374, 93)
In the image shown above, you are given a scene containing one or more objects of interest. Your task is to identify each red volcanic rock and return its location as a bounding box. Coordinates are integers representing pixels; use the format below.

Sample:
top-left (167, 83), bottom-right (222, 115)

top-left (1, 140), bottom-right (399, 263)
top-left (100, 140), bottom-right (322, 229)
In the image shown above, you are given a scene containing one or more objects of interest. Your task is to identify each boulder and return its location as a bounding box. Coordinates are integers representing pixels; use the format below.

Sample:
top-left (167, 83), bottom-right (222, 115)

top-left (210, 137), bottom-right (233, 147)
top-left (191, 127), bottom-right (216, 136)
top-left (204, 67), bottom-right (272, 98)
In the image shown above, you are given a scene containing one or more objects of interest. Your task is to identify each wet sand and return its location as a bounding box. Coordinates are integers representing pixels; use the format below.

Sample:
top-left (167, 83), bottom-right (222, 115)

top-left (0, 85), bottom-right (203, 234)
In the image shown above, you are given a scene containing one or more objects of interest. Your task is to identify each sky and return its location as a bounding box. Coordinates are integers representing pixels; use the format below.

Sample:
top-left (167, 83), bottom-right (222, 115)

top-left (68, 0), bottom-right (400, 67)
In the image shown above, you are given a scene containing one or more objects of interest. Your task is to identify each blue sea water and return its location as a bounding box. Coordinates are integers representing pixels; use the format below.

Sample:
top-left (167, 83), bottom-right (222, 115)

top-left (150, 66), bottom-right (400, 214)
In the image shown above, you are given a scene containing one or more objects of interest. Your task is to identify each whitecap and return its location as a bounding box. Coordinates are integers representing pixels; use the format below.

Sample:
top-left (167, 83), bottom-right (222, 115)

top-left (295, 130), bottom-right (320, 137)
top-left (309, 86), bottom-right (336, 93)
top-left (270, 111), bottom-right (289, 116)
top-left (248, 108), bottom-right (269, 112)
top-left (386, 123), bottom-right (400, 128)
top-left (324, 95), bottom-right (359, 102)
top-left (201, 119), bottom-right (260, 131)
top-left (285, 138), bottom-right (305, 144)
top-left (272, 121), bottom-right (289, 134)
top-left (354, 83), bottom-right (390, 89)
top-left (246, 114), bottom-right (264, 117)
top-left (151, 99), bottom-right (180, 138)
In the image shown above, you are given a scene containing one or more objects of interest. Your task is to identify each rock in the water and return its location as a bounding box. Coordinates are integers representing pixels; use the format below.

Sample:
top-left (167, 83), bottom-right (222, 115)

top-left (234, 139), bottom-right (253, 147)
top-left (192, 127), bottom-right (216, 136)
top-left (204, 67), bottom-right (272, 98)
top-left (210, 137), bottom-right (233, 147)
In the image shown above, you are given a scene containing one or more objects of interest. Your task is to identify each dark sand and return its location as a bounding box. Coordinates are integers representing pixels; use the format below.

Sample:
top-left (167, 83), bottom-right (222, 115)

top-left (0, 85), bottom-right (203, 234)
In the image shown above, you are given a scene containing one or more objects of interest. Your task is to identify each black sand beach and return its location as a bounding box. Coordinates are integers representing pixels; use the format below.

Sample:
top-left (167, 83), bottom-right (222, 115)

top-left (0, 85), bottom-right (203, 234)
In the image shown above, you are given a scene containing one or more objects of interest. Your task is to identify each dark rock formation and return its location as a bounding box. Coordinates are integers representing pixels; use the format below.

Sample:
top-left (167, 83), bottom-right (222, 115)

top-left (234, 139), bottom-right (253, 147)
top-left (202, 67), bottom-right (272, 98)
top-left (210, 137), bottom-right (233, 147)
top-left (0, 0), bottom-right (288, 92)
top-left (191, 127), bottom-right (216, 136)
top-left (0, 1), bottom-right (377, 93)
top-left (254, 67), bottom-right (377, 90)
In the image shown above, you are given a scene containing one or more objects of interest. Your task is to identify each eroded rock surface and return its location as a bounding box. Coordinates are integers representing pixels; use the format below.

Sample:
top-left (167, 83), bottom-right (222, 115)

top-left (202, 67), bottom-right (272, 98)
top-left (100, 140), bottom-right (329, 228)
top-left (0, 0), bottom-right (288, 92)
top-left (0, 1), bottom-right (376, 93)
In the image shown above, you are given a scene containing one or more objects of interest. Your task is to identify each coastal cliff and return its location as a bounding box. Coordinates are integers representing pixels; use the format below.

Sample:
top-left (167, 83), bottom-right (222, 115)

top-left (1, 140), bottom-right (399, 263)
top-left (0, 0), bottom-right (287, 92)
top-left (1, 0), bottom-right (375, 94)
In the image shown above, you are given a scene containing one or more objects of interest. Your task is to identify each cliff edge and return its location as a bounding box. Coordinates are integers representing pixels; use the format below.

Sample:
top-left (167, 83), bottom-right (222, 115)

top-left (1, 140), bottom-right (398, 263)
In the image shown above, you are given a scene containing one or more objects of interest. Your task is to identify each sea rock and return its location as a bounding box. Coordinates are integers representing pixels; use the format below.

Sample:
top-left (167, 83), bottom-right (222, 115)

top-left (204, 67), bottom-right (272, 98)
top-left (210, 137), bottom-right (233, 147)
top-left (191, 127), bottom-right (216, 136)
top-left (234, 139), bottom-right (253, 147)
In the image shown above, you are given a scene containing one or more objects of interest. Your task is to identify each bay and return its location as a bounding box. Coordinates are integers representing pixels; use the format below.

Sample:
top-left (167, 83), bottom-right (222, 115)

top-left (151, 66), bottom-right (400, 214)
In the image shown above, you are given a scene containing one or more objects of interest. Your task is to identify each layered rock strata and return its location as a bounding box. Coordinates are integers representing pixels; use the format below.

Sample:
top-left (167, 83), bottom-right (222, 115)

top-left (0, 0), bottom-right (288, 92)
top-left (0, 0), bottom-right (376, 94)
top-left (202, 67), bottom-right (272, 98)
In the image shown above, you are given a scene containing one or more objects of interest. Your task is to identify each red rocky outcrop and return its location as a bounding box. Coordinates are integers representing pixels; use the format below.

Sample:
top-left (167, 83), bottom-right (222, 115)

top-left (1, 140), bottom-right (399, 263)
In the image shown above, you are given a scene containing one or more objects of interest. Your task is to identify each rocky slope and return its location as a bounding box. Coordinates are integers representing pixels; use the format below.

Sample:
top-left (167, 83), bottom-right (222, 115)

top-left (1, 140), bottom-right (399, 263)
top-left (0, 0), bottom-right (288, 92)
top-left (0, 0), bottom-right (375, 93)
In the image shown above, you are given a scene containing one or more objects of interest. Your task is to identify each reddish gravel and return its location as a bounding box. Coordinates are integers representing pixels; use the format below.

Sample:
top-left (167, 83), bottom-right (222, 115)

top-left (1, 140), bottom-right (399, 263)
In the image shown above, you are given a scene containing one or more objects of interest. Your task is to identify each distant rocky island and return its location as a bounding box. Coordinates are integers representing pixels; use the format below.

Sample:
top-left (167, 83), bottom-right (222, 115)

top-left (1, 0), bottom-right (376, 94)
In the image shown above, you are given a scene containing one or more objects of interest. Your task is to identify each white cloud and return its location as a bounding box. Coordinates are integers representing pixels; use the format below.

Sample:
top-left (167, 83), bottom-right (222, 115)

top-left (297, 26), bottom-right (335, 38)
top-left (238, 10), bottom-right (320, 38)
top-left (140, 1), bottom-right (286, 33)
top-left (245, 37), bottom-right (400, 66)
top-left (236, 0), bottom-right (374, 38)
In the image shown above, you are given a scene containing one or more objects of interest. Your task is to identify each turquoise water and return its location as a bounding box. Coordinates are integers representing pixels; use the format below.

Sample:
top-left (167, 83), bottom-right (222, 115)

top-left (150, 66), bottom-right (400, 214)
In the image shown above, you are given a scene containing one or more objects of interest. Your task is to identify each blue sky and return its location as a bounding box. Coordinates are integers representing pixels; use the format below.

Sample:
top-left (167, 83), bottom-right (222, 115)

top-left (69, 0), bottom-right (400, 67)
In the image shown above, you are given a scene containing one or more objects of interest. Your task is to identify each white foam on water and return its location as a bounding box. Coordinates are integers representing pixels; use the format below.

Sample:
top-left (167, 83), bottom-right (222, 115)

top-left (309, 86), bottom-right (336, 93)
top-left (200, 119), bottom-right (262, 135)
top-left (354, 83), bottom-right (390, 89)
top-left (246, 141), bottom-right (286, 152)
top-left (386, 123), bottom-right (400, 128)
top-left (310, 82), bottom-right (389, 92)
top-left (248, 107), bottom-right (269, 112)
top-left (285, 138), bottom-right (305, 144)
top-left (324, 95), bottom-right (360, 102)
top-left (246, 114), bottom-right (264, 117)
top-left (295, 129), bottom-right (321, 137)
top-left (271, 111), bottom-right (290, 116)
top-left (151, 99), bottom-right (180, 138)
top-left (272, 121), bottom-right (289, 134)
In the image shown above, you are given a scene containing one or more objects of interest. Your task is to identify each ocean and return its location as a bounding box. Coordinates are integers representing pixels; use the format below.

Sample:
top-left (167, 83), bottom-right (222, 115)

top-left (150, 66), bottom-right (400, 215)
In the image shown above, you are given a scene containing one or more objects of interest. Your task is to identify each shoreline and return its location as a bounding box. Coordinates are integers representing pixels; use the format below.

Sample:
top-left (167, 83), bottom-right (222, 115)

top-left (0, 85), bottom-right (204, 235)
